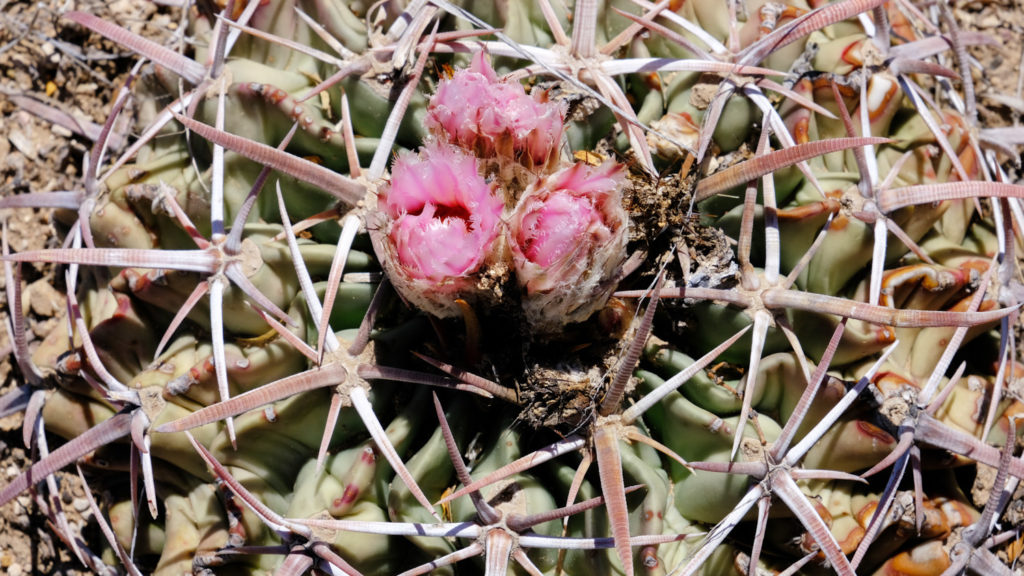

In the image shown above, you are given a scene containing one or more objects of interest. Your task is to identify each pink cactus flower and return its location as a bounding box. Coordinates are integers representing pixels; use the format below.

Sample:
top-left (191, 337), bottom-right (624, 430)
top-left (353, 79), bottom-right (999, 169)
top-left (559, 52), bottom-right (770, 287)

top-left (426, 51), bottom-right (566, 172)
top-left (373, 142), bottom-right (505, 318)
top-left (508, 160), bottom-right (630, 331)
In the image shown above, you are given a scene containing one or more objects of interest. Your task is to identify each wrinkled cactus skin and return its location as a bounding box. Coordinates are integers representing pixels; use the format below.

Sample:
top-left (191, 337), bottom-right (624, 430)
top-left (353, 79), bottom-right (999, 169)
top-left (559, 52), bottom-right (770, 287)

top-left (3, 0), bottom-right (1024, 575)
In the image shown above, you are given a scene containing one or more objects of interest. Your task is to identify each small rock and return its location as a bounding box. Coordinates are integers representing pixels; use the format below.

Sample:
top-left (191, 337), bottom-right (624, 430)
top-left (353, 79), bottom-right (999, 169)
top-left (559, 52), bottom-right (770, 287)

top-left (73, 82), bottom-right (98, 96)
top-left (51, 124), bottom-right (73, 138)
top-left (26, 278), bottom-right (65, 317)
top-left (110, 0), bottom-right (143, 27)
top-left (689, 81), bottom-right (718, 111)
top-left (5, 464), bottom-right (18, 478)
top-left (4, 152), bottom-right (26, 175)
top-left (72, 496), bottom-right (90, 513)
top-left (32, 317), bottom-right (58, 339)
top-left (8, 562), bottom-right (23, 576)
top-left (35, 530), bottom-right (54, 559)
top-left (13, 513), bottom-right (30, 530)
top-left (7, 126), bottom-right (37, 160)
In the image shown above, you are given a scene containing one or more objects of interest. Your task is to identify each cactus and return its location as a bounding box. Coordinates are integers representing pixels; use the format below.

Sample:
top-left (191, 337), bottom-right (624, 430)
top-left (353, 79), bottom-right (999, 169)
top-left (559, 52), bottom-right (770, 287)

top-left (2, 0), bottom-right (1024, 575)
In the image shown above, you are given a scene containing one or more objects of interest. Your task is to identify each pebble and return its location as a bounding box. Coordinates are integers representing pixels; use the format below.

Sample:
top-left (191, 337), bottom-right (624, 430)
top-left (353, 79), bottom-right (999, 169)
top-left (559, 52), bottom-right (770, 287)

top-left (51, 124), bottom-right (73, 138)
top-left (8, 562), bottom-right (23, 576)
top-left (72, 496), bottom-right (90, 513)
top-left (73, 82), bottom-right (98, 96)
top-left (36, 531), bottom-right (54, 559)
top-left (13, 513), bottom-right (30, 530)
top-left (26, 278), bottom-right (65, 317)
top-left (7, 126), bottom-right (37, 160)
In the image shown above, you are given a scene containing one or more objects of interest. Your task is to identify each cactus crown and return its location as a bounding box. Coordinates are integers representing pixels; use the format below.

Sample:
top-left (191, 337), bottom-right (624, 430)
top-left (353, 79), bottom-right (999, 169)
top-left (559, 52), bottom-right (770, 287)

top-left (2, 1), bottom-right (1024, 576)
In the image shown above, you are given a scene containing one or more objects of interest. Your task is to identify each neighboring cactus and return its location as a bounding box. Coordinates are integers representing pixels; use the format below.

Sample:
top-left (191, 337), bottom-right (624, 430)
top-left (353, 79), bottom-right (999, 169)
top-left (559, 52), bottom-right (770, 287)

top-left (2, 1), bottom-right (1024, 576)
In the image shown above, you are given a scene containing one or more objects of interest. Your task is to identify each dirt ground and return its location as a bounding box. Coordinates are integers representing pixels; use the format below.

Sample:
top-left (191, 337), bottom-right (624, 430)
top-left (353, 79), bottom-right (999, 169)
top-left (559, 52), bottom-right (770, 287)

top-left (0, 0), bottom-right (1023, 575)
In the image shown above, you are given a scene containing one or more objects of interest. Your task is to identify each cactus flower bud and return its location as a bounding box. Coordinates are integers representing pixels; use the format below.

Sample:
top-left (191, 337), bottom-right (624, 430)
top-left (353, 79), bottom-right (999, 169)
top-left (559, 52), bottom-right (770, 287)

top-left (426, 51), bottom-right (566, 174)
top-left (508, 161), bottom-right (629, 332)
top-left (372, 142), bottom-right (505, 318)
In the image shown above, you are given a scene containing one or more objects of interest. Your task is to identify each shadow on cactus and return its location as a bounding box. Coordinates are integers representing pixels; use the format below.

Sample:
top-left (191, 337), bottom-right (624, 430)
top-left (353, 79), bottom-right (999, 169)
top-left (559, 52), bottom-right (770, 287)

top-left (3, 0), bottom-right (1024, 575)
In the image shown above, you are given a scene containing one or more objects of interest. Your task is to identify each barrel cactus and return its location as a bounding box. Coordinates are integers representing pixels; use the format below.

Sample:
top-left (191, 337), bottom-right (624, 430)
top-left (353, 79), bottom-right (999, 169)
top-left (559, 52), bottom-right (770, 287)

top-left (2, 0), bottom-right (1024, 575)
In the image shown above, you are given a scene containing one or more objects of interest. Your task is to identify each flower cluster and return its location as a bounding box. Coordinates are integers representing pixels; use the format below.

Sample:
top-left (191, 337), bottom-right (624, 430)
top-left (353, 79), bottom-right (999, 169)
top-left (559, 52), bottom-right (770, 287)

top-left (373, 143), bottom-right (504, 318)
top-left (374, 52), bottom-right (629, 332)
top-left (509, 161), bottom-right (629, 331)
top-left (426, 51), bottom-right (565, 173)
